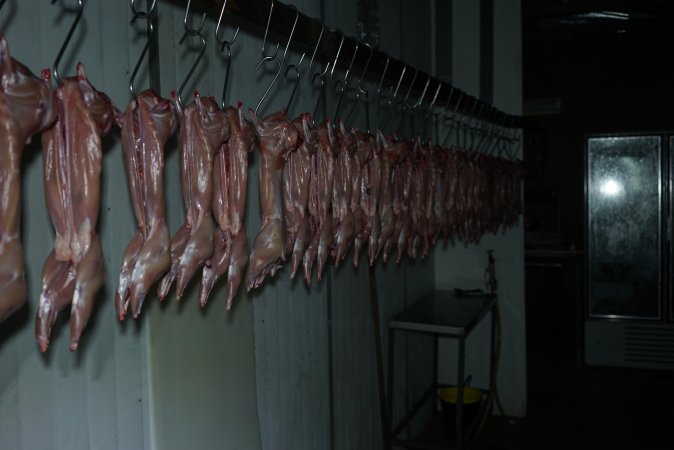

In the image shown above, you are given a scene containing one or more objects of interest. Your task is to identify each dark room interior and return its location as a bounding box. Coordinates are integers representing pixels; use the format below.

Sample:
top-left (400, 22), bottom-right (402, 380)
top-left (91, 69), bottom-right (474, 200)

top-left (478, 1), bottom-right (674, 449)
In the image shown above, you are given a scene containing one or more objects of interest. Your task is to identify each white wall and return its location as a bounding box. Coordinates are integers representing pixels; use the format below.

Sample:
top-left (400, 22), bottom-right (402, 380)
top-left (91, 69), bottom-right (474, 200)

top-left (436, 0), bottom-right (526, 417)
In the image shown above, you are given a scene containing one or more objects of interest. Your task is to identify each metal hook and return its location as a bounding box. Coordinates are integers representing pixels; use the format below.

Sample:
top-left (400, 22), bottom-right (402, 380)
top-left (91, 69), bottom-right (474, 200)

top-left (413, 75), bottom-right (431, 109)
top-left (253, 0), bottom-right (282, 114)
top-left (308, 22), bottom-right (324, 74)
top-left (333, 40), bottom-right (359, 120)
top-left (329, 30), bottom-right (344, 81)
top-left (260, 0), bottom-right (279, 60)
top-left (50, 0), bottom-right (84, 86)
top-left (377, 64), bottom-right (405, 130)
top-left (311, 61), bottom-right (331, 127)
top-left (130, 0), bottom-right (156, 23)
top-left (285, 64), bottom-right (300, 112)
top-left (182, 0), bottom-right (205, 37)
top-left (282, 5), bottom-right (306, 69)
top-left (177, 0), bottom-right (207, 107)
top-left (215, 0), bottom-right (239, 51)
top-left (423, 81), bottom-right (441, 141)
top-left (346, 43), bottom-right (373, 132)
top-left (282, 5), bottom-right (306, 113)
top-left (376, 55), bottom-right (389, 95)
top-left (353, 43), bottom-right (373, 94)
top-left (401, 67), bottom-right (418, 109)
top-left (128, 0), bottom-right (158, 98)
top-left (391, 65), bottom-right (407, 101)
top-left (336, 40), bottom-right (358, 92)
top-left (215, 0), bottom-right (239, 108)
top-left (254, 55), bottom-right (282, 114)
top-left (428, 82), bottom-right (442, 111)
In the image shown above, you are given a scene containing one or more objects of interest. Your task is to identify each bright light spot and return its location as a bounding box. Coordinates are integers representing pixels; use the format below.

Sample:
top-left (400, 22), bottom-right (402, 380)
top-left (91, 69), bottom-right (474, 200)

top-left (600, 178), bottom-right (622, 197)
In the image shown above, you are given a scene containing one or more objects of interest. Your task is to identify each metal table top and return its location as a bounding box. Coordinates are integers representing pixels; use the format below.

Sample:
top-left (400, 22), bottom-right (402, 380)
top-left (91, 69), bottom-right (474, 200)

top-left (389, 290), bottom-right (496, 336)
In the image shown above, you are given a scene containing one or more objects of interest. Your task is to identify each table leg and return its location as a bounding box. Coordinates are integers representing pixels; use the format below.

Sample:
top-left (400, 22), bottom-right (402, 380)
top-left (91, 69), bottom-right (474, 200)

top-left (457, 334), bottom-right (465, 450)
top-left (433, 335), bottom-right (438, 417)
top-left (387, 328), bottom-right (395, 449)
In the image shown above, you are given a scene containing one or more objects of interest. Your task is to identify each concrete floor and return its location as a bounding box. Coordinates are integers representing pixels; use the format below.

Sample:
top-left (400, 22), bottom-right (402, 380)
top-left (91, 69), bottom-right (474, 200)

top-left (475, 332), bottom-right (674, 450)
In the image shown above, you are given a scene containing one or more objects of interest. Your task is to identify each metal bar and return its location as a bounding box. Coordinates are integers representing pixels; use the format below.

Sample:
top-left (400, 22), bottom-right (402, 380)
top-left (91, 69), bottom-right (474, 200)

top-left (387, 328), bottom-right (395, 448)
top-left (391, 385), bottom-right (436, 437)
top-left (171, 0), bottom-right (521, 128)
top-left (457, 335), bottom-right (465, 450)
top-left (432, 335), bottom-right (438, 418)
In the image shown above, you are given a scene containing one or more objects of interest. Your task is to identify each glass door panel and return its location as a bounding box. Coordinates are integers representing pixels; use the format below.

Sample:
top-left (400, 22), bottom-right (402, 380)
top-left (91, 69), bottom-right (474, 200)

top-left (587, 136), bottom-right (661, 319)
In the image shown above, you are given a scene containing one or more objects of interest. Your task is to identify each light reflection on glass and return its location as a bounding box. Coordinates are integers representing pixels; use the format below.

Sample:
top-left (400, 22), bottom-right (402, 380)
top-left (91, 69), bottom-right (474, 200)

top-left (599, 178), bottom-right (623, 197)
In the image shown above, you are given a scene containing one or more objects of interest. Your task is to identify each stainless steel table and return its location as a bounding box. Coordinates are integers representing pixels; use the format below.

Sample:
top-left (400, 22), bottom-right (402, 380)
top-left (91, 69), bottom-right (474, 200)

top-left (388, 290), bottom-right (496, 450)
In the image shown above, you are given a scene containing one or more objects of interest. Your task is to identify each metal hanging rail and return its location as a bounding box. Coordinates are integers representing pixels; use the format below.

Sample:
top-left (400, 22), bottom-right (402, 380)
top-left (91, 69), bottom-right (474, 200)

top-left (174, 0), bottom-right (522, 129)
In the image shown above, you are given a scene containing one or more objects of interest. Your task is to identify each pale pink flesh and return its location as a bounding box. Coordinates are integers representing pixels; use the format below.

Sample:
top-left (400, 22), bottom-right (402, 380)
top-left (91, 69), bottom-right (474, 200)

top-left (36, 63), bottom-right (115, 351)
top-left (376, 130), bottom-right (401, 264)
top-left (313, 121), bottom-right (335, 283)
top-left (419, 141), bottom-right (436, 258)
top-left (245, 109), bottom-right (298, 291)
top-left (393, 140), bottom-right (413, 264)
top-left (282, 113), bottom-right (314, 279)
top-left (431, 144), bottom-right (448, 245)
top-left (408, 136), bottom-right (428, 260)
top-left (0, 35), bottom-right (55, 323)
top-left (302, 150), bottom-right (320, 285)
top-left (366, 137), bottom-right (383, 267)
top-left (158, 92), bottom-right (228, 302)
top-left (115, 89), bottom-right (177, 319)
top-left (200, 103), bottom-right (256, 308)
top-left (351, 129), bottom-right (373, 267)
top-left (331, 120), bottom-right (355, 267)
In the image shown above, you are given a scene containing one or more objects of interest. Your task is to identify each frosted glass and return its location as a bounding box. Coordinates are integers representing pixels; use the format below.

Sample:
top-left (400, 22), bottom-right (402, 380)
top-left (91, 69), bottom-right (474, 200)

top-left (587, 136), bottom-right (661, 319)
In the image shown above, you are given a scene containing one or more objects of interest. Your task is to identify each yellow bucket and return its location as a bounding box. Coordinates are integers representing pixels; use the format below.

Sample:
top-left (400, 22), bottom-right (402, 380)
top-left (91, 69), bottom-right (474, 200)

top-left (437, 386), bottom-right (482, 405)
top-left (437, 386), bottom-right (483, 437)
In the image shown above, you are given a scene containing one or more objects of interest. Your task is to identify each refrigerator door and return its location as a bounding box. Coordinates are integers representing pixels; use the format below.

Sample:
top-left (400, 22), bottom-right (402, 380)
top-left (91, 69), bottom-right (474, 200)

top-left (587, 135), bottom-right (662, 319)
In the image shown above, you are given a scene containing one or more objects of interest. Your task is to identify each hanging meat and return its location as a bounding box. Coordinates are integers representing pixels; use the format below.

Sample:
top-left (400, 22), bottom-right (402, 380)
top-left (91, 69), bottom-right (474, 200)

top-left (351, 129), bottom-right (373, 267)
top-left (303, 120), bottom-right (335, 284)
top-left (199, 102), bottom-right (255, 309)
top-left (375, 130), bottom-right (399, 264)
top-left (115, 90), bottom-right (177, 320)
top-left (365, 133), bottom-right (383, 267)
top-left (282, 113), bottom-right (315, 280)
top-left (392, 139), bottom-right (413, 264)
top-left (0, 36), bottom-right (55, 323)
top-left (36, 63), bottom-right (116, 352)
top-left (157, 92), bottom-right (229, 301)
top-left (411, 137), bottom-right (435, 259)
top-left (331, 120), bottom-right (356, 267)
top-left (444, 146), bottom-right (460, 243)
top-left (246, 109), bottom-right (298, 290)
top-left (431, 143), bottom-right (449, 244)
top-left (407, 136), bottom-right (424, 259)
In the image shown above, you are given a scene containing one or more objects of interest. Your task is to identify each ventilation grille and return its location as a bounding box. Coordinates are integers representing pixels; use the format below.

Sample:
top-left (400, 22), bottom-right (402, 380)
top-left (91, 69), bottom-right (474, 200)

top-left (624, 325), bottom-right (674, 367)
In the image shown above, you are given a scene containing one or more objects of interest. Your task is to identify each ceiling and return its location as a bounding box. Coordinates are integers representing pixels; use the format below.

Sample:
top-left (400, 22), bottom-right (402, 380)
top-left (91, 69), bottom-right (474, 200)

top-left (523, 0), bottom-right (674, 40)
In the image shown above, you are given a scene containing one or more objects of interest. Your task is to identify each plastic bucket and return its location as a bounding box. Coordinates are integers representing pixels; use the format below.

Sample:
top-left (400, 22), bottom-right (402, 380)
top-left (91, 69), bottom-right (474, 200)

top-left (437, 386), bottom-right (483, 437)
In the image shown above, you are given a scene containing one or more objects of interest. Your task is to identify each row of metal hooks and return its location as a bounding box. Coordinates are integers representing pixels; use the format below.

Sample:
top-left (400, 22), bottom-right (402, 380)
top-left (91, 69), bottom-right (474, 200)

top-left (39, 0), bottom-right (520, 159)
